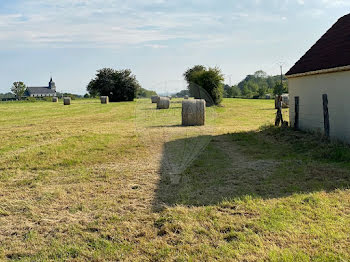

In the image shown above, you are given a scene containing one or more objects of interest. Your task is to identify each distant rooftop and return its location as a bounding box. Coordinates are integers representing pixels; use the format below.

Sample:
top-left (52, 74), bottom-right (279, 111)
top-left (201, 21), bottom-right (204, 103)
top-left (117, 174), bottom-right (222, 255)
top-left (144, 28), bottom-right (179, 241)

top-left (27, 86), bottom-right (56, 94)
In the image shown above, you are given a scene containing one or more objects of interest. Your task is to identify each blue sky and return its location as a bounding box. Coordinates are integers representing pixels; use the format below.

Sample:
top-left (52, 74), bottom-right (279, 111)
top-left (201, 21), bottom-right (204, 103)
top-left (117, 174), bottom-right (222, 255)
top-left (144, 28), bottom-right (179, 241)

top-left (0, 0), bottom-right (349, 94)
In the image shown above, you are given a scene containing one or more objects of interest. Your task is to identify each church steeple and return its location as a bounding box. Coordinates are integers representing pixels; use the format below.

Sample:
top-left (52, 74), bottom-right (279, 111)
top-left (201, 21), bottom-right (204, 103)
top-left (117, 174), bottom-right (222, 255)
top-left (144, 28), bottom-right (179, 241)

top-left (49, 77), bottom-right (56, 91)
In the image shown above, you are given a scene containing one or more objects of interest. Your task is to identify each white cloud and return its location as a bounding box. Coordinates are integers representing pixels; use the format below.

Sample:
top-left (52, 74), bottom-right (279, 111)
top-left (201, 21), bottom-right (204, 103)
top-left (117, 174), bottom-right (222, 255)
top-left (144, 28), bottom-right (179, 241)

top-left (322, 0), bottom-right (350, 7)
top-left (0, 1), bottom-right (224, 48)
top-left (144, 44), bottom-right (167, 49)
top-left (0, 0), bottom-right (347, 49)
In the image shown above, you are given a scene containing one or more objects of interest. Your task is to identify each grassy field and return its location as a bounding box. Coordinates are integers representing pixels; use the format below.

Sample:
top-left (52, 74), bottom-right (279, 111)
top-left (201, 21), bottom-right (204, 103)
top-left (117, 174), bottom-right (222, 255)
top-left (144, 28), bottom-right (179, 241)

top-left (0, 98), bottom-right (349, 261)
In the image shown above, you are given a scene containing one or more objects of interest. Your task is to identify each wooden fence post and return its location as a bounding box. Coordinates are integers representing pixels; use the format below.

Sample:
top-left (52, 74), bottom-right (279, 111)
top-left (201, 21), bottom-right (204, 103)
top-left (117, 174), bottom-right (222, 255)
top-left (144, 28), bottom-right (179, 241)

top-left (294, 96), bottom-right (299, 130)
top-left (322, 94), bottom-right (330, 138)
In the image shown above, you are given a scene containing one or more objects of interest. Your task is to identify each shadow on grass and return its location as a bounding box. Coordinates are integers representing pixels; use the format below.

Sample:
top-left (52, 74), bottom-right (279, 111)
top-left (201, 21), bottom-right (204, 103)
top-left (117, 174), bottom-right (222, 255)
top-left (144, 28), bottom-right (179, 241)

top-left (140, 105), bottom-right (182, 111)
top-left (153, 126), bottom-right (350, 209)
top-left (149, 124), bottom-right (183, 128)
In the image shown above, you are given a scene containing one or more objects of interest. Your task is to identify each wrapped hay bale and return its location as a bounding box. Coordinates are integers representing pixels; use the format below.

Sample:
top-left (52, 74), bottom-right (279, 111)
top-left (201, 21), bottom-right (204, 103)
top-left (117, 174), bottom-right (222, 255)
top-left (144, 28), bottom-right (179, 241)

top-left (157, 97), bottom-right (170, 109)
top-left (52, 97), bottom-right (58, 103)
top-left (63, 97), bottom-right (71, 105)
top-left (100, 96), bottom-right (109, 104)
top-left (182, 99), bottom-right (205, 126)
top-left (184, 95), bottom-right (189, 100)
top-left (151, 95), bottom-right (159, 103)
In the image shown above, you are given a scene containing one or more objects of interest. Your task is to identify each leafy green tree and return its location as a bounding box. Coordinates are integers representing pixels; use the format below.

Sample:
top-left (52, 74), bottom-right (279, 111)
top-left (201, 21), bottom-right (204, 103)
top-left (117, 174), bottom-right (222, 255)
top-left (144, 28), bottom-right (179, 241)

top-left (273, 82), bottom-right (288, 96)
top-left (175, 89), bottom-right (190, 98)
top-left (258, 83), bottom-right (268, 97)
top-left (184, 65), bottom-right (224, 106)
top-left (254, 70), bottom-right (267, 78)
top-left (225, 85), bottom-right (241, 98)
top-left (0, 92), bottom-right (16, 99)
top-left (223, 84), bottom-right (231, 98)
top-left (242, 82), bottom-right (259, 98)
top-left (230, 85), bottom-right (241, 98)
top-left (184, 65), bottom-right (208, 99)
top-left (236, 70), bottom-right (288, 98)
top-left (11, 81), bottom-right (26, 100)
top-left (87, 68), bottom-right (140, 102)
top-left (184, 65), bottom-right (206, 84)
top-left (137, 87), bottom-right (157, 98)
top-left (242, 84), bottom-right (252, 98)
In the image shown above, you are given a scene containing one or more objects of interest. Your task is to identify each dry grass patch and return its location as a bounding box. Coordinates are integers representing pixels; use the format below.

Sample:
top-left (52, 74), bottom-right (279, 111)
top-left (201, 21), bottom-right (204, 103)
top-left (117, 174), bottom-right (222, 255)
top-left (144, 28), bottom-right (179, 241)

top-left (0, 99), bottom-right (349, 261)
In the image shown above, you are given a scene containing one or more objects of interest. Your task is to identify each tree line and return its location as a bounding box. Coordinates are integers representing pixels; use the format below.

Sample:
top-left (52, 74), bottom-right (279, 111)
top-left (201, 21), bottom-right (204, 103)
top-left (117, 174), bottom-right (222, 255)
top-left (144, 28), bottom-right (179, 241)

top-left (224, 70), bottom-right (288, 98)
top-left (4, 69), bottom-right (156, 101)
top-left (180, 66), bottom-right (288, 106)
top-left (6, 66), bottom-right (288, 104)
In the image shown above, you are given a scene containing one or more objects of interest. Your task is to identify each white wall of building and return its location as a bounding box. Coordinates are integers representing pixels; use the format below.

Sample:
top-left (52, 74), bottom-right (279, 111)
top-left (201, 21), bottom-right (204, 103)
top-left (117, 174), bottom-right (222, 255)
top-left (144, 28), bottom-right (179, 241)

top-left (288, 70), bottom-right (350, 143)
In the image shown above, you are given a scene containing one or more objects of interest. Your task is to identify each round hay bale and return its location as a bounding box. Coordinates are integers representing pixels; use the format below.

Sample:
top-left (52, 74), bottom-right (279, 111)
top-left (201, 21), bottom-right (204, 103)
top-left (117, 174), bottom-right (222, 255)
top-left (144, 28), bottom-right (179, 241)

top-left (184, 95), bottom-right (189, 100)
top-left (281, 94), bottom-right (289, 108)
top-left (100, 96), bottom-right (109, 104)
top-left (52, 97), bottom-right (58, 103)
top-left (275, 95), bottom-right (281, 109)
top-left (151, 95), bottom-right (159, 103)
top-left (63, 97), bottom-right (71, 105)
top-left (157, 97), bottom-right (170, 109)
top-left (182, 99), bottom-right (205, 126)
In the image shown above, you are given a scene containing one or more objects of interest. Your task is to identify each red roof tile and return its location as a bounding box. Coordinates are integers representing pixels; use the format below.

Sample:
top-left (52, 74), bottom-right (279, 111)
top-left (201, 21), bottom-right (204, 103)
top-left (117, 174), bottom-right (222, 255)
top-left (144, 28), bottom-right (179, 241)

top-left (286, 13), bottom-right (350, 76)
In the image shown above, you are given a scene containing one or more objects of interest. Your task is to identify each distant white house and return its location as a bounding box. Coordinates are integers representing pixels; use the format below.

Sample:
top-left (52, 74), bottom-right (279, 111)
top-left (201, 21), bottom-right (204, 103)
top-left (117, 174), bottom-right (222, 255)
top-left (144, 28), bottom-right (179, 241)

top-left (286, 13), bottom-right (350, 143)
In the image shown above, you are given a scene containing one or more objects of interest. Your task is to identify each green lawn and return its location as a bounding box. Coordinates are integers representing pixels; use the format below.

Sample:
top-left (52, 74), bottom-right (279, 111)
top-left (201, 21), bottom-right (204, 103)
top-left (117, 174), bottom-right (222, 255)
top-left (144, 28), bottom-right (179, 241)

top-left (0, 98), bottom-right (349, 261)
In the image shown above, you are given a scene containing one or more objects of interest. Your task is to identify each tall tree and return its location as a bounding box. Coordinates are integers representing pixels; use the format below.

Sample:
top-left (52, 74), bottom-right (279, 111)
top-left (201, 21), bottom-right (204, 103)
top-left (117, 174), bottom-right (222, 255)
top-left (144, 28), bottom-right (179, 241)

top-left (87, 68), bottom-right (140, 102)
top-left (11, 81), bottom-right (26, 100)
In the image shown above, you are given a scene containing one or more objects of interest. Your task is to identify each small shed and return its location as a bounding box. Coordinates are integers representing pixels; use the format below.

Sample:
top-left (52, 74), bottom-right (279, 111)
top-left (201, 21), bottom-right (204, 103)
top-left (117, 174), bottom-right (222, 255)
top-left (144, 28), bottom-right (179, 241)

top-left (286, 14), bottom-right (350, 143)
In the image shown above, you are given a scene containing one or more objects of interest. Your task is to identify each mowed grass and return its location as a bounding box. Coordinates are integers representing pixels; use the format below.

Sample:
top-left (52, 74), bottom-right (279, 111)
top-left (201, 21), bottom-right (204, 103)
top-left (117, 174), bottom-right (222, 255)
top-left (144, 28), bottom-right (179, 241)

top-left (0, 98), bottom-right (349, 261)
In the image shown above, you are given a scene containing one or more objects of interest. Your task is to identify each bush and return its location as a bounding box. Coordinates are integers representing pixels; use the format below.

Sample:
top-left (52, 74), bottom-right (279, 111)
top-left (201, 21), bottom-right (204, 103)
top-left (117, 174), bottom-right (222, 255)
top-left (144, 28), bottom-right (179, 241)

top-left (184, 65), bottom-right (224, 106)
top-left (44, 97), bottom-right (52, 102)
top-left (26, 97), bottom-right (37, 102)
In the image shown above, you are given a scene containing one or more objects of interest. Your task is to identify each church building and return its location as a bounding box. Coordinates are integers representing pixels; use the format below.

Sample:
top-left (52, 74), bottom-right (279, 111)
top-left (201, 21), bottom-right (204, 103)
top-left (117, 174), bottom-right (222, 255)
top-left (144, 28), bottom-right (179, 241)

top-left (25, 78), bottom-right (57, 97)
